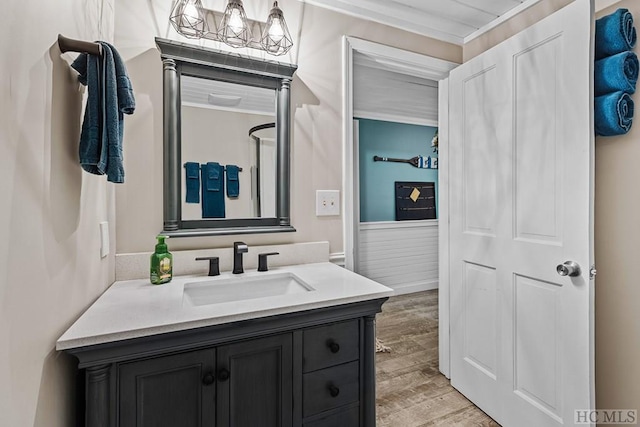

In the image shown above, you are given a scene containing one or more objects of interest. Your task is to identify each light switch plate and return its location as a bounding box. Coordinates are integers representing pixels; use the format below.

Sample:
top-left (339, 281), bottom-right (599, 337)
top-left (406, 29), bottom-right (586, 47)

top-left (316, 190), bottom-right (340, 216)
top-left (100, 221), bottom-right (109, 258)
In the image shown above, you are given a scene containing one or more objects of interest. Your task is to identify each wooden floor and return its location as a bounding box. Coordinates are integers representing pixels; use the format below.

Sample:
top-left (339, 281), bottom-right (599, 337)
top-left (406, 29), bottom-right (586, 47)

top-left (375, 290), bottom-right (500, 427)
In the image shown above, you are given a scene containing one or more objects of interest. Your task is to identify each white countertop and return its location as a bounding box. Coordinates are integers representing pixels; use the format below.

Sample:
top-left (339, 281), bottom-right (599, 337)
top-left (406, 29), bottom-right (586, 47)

top-left (57, 263), bottom-right (394, 350)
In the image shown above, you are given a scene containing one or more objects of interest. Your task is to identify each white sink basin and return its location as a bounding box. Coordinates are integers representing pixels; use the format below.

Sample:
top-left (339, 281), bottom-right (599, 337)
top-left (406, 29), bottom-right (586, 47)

top-left (183, 272), bottom-right (315, 306)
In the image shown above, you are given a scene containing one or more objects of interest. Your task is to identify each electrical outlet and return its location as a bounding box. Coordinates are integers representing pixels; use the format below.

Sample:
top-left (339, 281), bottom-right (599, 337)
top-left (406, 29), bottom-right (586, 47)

top-left (316, 190), bottom-right (340, 216)
top-left (100, 221), bottom-right (110, 258)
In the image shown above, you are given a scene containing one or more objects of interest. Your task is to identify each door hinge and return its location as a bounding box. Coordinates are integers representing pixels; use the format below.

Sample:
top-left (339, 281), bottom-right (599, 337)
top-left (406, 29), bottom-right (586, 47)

top-left (589, 264), bottom-right (597, 280)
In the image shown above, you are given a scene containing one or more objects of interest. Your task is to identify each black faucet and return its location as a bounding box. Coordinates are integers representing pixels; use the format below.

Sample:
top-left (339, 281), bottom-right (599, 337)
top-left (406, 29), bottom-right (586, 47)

top-left (258, 252), bottom-right (279, 272)
top-left (195, 256), bottom-right (220, 276)
top-left (233, 241), bottom-right (249, 274)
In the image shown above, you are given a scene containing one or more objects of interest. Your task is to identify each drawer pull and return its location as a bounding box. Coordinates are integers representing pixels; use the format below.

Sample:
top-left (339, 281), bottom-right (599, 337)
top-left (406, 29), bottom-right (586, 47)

top-left (202, 372), bottom-right (215, 386)
top-left (328, 384), bottom-right (340, 397)
top-left (218, 368), bottom-right (230, 382)
top-left (326, 340), bottom-right (340, 353)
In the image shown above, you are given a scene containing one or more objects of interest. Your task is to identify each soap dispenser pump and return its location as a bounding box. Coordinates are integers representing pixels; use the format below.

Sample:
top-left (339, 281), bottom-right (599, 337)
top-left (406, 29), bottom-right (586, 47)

top-left (150, 235), bottom-right (172, 285)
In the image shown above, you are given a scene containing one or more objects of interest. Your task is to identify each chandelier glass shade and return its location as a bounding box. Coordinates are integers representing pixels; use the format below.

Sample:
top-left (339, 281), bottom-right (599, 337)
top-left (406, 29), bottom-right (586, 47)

top-left (169, 0), bottom-right (209, 39)
top-left (169, 0), bottom-right (293, 56)
top-left (219, 0), bottom-right (252, 48)
top-left (260, 2), bottom-right (293, 55)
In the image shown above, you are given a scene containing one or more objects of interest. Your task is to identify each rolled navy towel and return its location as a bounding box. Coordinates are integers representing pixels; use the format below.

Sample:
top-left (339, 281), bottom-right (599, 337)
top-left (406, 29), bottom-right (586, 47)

top-left (595, 91), bottom-right (635, 136)
top-left (595, 51), bottom-right (639, 96)
top-left (595, 8), bottom-right (637, 60)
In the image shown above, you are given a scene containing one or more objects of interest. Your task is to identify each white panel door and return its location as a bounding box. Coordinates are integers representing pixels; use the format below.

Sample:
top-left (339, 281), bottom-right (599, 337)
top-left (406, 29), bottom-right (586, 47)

top-left (448, 0), bottom-right (594, 426)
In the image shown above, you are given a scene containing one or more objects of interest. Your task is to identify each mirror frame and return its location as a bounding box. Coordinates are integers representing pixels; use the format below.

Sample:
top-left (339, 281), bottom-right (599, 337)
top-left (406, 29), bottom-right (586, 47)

top-left (156, 38), bottom-right (297, 237)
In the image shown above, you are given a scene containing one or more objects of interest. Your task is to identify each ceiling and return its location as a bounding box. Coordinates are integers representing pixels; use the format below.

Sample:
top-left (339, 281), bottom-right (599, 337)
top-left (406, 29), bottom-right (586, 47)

top-left (181, 75), bottom-right (276, 116)
top-left (301, 0), bottom-right (541, 45)
top-left (353, 52), bottom-right (438, 125)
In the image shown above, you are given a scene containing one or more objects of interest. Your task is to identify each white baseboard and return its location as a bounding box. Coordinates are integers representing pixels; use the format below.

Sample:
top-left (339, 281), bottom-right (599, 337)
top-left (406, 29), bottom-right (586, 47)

top-left (390, 279), bottom-right (438, 296)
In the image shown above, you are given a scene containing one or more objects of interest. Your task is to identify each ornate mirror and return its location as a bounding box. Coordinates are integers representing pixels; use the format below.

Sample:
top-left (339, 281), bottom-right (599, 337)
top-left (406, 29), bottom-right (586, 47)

top-left (156, 38), bottom-right (297, 236)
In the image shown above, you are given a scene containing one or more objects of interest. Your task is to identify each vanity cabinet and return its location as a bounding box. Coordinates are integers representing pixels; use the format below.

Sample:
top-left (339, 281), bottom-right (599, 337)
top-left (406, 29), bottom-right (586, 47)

top-left (217, 334), bottom-right (293, 427)
top-left (68, 298), bottom-right (387, 427)
top-left (302, 320), bottom-right (361, 424)
top-left (119, 348), bottom-right (216, 427)
top-left (118, 334), bottom-right (291, 427)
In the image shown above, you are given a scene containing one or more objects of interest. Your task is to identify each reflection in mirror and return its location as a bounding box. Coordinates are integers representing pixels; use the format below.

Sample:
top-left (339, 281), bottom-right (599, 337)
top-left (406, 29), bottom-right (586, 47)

top-left (156, 37), bottom-right (297, 236)
top-left (250, 123), bottom-right (277, 218)
top-left (180, 76), bottom-right (277, 220)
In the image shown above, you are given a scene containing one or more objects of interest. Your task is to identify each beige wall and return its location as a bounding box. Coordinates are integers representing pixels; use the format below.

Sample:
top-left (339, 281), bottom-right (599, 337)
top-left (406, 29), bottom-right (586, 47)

top-left (463, 0), bottom-right (640, 415)
top-left (114, 0), bottom-right (461, 255)
top-left (0, 1), bottom-right (116, 426)
top-left (594, 0), bottom-right (640, 415)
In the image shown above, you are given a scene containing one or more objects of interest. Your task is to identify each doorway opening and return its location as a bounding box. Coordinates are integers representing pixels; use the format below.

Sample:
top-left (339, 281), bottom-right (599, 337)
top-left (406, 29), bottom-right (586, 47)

top-left (352, 50), bottom-right (440, 295)
top-left (341, 37), bottom-right (489, 424)
top-left (342, 36), bottom-right (456, 374)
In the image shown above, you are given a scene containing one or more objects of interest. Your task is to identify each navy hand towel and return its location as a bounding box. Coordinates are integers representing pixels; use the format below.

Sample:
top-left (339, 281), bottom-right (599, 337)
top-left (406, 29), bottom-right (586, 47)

top-left (595, 91), bottom-right (635, 136)
top-left (595, 51), bottom-right (639, 96)
top-left (104, 42), bottom-right (135, 116)
top-left (205, 162), bottom-right (222, 191)
top-left (101, 42), bottom-right (135, 183)
top-left (71, 42), bottom-right (135, 183)
top-left (184, 162), bottom-right (200, 203)
top-left (595, 8), bottom-right (637, 60)
top-left (71, 49), bottom-right (107, 175)
top-left (201, 162), bottom-right (225, 218)
top-left (226, 165), bottom-right (240, 198)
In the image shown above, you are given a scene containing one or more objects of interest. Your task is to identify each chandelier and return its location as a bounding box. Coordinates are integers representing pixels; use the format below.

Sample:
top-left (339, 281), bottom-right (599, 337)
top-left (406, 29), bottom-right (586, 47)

top-left (170, 0), bottom-right (294, 56)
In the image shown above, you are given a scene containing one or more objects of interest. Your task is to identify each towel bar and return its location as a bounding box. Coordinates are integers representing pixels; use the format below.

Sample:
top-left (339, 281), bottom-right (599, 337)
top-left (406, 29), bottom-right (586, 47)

top-left (57, 34), bottom-right (102, 56)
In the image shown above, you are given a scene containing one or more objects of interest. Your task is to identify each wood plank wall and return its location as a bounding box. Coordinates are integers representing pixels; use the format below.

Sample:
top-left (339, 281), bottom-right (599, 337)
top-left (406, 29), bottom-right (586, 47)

top-left (358, 220), bottom-right (438, 295)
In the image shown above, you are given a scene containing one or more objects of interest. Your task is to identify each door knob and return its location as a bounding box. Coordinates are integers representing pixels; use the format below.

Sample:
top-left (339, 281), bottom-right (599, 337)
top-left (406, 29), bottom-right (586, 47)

top-left (556, 261), bottom-right (581, 277)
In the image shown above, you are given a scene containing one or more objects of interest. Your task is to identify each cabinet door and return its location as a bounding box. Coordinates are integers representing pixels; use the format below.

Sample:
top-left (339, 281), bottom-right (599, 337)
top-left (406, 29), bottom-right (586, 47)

top-left (217, 334), bottom-right (293, 427)
top-left (119, 348), bottom-right (216, 427)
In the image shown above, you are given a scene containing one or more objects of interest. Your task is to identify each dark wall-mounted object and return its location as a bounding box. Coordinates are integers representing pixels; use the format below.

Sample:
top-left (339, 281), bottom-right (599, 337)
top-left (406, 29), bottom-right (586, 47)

top-left (57, 34), bottom-right (102, 56)
top-left (395, 181), bottom-right (436, 221)
top-left (156, 37), bottom-right (297, 237)
top-left (374, 155), bottom-right (438, 169)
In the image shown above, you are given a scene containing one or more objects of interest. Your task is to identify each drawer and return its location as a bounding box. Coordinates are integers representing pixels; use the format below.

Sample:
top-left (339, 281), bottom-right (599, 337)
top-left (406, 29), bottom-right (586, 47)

top-left (304, 406), bottom-right (359, 427)
top-left (303, 361), bottom-right (359, 417)
top-left (303, 320), bottom-right (359, 372)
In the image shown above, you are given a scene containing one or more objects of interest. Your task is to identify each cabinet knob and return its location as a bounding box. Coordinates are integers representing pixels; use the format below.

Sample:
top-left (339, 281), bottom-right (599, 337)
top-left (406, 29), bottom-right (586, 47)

top-left (326, 340), bottom-right (340, 353)
top-left (218, 368), bottom-right (230, 382)
top-left (328, 384), bottom-right (340, 398)
top-left (202, 372), bottom-right (215, 386)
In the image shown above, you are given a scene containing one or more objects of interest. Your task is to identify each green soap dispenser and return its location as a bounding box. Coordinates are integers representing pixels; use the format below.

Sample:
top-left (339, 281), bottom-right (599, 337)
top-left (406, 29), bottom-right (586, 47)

top-left (150, 235), bottom-right (172, 285)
